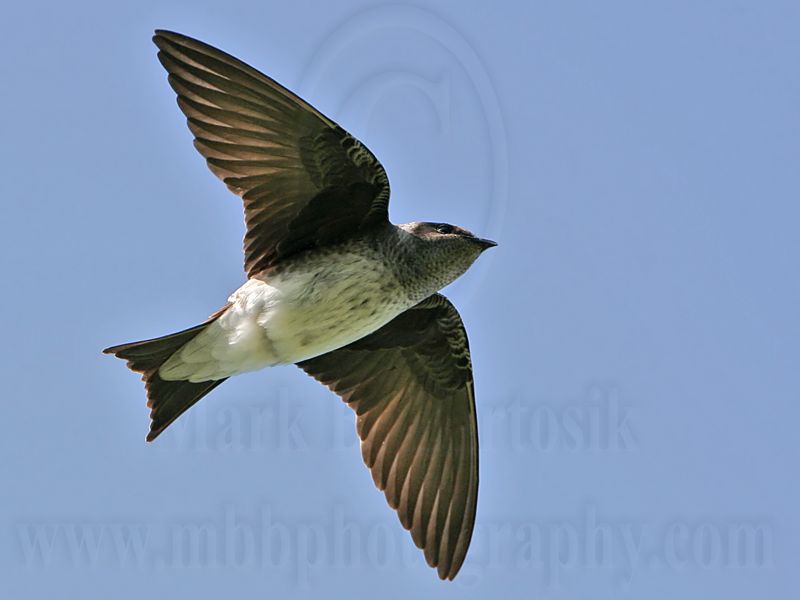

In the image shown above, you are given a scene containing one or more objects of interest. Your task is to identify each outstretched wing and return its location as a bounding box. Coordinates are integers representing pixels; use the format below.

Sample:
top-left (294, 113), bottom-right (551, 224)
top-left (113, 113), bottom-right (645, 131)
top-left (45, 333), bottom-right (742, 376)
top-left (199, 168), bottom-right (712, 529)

top-left (297, 294), bottom-right (479, 580)
top-left (153, 30), bottom-right (391, 276)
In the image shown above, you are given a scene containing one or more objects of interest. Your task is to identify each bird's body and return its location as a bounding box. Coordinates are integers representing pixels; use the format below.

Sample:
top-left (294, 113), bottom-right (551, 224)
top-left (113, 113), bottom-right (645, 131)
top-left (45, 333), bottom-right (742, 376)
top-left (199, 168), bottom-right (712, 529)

top-left (162, 231), bottom-right (409, 380)
top-left (161, 223), bottom-right (483, 381)
top-left (105, 30), bottom-right (496, 580)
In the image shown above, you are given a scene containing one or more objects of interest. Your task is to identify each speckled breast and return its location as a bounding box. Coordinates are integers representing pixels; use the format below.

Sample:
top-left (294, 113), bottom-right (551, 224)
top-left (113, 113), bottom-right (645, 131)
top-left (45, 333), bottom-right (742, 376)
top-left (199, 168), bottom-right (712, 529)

top-left (257, 247), bottom-right (412, 363)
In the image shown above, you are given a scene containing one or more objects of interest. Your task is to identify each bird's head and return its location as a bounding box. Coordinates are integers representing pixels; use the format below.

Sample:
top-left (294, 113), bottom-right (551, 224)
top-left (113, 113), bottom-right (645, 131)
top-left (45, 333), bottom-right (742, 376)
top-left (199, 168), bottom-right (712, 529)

top-left (398, 221), bottom-right (497, 293)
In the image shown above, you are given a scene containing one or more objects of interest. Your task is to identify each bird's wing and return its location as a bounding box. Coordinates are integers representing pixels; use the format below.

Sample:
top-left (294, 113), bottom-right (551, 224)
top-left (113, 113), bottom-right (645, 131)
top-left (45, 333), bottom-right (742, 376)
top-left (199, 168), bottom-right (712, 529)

top-left (297, 293), bottom-right (479, 580)
top-left (152, 30), bottom-right (391, 276)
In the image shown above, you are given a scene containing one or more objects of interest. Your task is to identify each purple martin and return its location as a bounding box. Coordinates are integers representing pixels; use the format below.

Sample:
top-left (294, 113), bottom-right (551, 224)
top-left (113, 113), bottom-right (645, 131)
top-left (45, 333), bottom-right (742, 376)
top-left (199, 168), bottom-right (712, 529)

top-left (105, 30), bottom-right (496, 579)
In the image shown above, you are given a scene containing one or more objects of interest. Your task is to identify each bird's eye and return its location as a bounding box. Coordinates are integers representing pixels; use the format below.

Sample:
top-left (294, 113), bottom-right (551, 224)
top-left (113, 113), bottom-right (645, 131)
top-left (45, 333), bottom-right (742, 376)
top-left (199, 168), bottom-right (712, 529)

top-left (435, 224), bottom-right (454, 234)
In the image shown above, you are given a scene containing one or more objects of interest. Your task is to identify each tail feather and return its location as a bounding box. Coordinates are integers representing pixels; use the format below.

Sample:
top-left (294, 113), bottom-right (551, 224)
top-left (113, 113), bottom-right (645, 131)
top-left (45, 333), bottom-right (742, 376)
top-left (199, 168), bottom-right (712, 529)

top-left (103, 305), bottom-right (230, 441)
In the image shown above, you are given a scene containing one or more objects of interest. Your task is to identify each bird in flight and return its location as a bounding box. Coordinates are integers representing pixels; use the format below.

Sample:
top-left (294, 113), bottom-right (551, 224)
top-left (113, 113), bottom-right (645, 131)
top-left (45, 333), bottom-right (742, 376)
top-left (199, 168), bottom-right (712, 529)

top-left (104, 30), bottom-right (496, 580)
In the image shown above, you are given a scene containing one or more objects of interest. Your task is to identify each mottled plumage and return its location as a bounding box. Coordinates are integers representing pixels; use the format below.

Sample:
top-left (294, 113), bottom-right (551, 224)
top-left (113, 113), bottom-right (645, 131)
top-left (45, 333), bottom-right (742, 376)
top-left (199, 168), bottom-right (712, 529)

top-left (104, 30), bottom-right (496, 580)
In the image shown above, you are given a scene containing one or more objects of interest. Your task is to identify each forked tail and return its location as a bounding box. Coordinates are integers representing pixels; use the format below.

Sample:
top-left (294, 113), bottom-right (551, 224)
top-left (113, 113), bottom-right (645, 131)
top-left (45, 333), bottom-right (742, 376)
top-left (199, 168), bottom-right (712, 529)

top-left (103, 306), bottom-right (230, 441)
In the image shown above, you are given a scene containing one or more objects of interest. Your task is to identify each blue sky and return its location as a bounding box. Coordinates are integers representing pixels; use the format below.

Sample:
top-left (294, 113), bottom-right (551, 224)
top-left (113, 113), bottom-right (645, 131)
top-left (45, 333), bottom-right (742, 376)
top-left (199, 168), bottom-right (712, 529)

top-left (1, 1), bottom-right (798, 598)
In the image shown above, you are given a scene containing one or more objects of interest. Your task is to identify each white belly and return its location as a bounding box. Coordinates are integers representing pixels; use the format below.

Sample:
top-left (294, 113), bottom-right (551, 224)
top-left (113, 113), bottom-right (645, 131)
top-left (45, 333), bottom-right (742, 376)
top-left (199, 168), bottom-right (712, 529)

top-left (159, 251), bottom-right (409, 382)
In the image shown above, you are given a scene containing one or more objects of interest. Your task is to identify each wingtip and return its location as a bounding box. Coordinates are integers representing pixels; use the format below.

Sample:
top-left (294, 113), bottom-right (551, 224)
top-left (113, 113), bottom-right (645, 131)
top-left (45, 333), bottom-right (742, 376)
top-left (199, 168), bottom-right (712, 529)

top-left (436, 561), bottom-right (461, 581)
top-left (152, 29), bottom-right (184, 48)
top-left (152, 32), bottom-right (168, 51)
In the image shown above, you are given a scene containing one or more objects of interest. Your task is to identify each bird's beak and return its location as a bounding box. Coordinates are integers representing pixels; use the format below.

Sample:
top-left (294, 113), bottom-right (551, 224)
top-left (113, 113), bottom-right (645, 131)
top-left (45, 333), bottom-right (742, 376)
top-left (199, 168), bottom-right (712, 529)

top-left (476, 237), bottom-right (498, 250)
